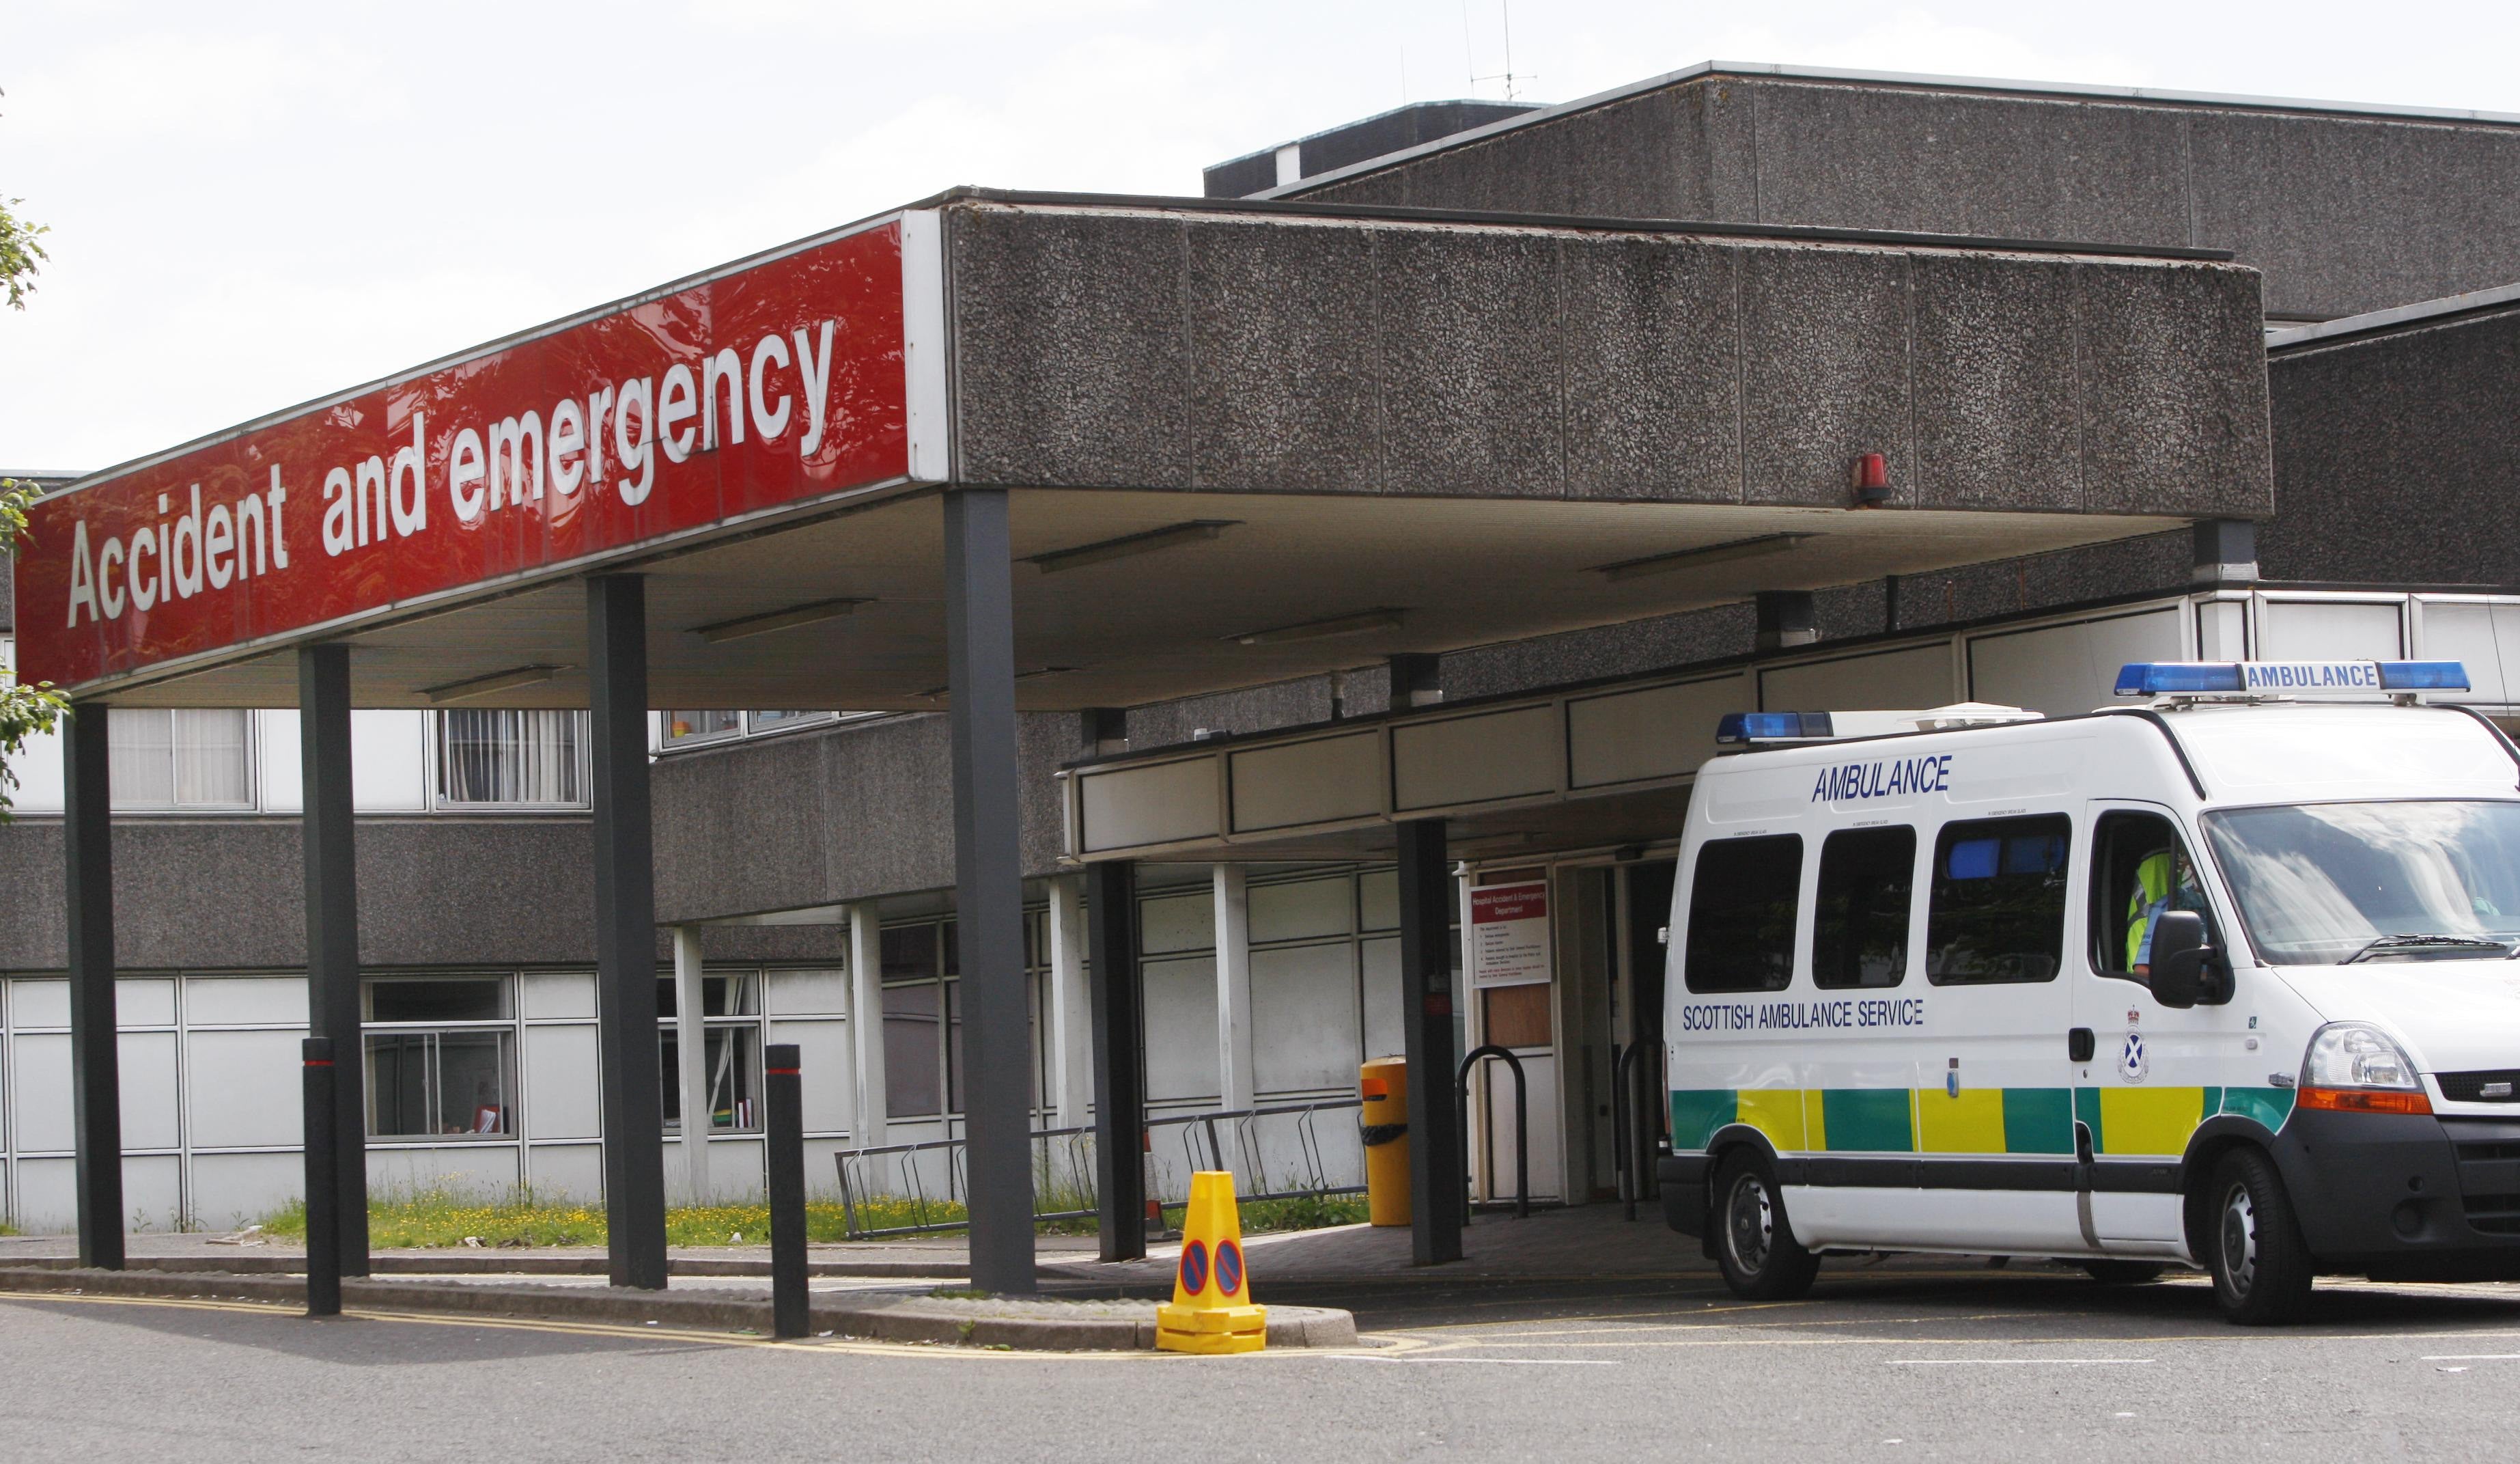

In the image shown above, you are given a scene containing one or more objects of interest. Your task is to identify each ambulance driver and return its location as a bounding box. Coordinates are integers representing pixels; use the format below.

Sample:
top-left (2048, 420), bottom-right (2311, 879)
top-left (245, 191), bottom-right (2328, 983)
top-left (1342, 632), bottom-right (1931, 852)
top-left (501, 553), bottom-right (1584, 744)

top-left (2092, 812), bottom-right (2216, 982)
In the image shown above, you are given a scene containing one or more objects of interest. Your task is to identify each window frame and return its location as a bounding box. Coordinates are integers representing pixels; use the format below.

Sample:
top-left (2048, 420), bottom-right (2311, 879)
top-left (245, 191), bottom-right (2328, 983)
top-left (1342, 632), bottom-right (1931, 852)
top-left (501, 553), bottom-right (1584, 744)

top-left (1922, 813), bottom-right (2075, 987)
top-left (658, 971), bottom-right (769, 1135)
top-left (1811, 825), bottom-right (1918, 991)
top-left (1681, 833), bottom-right (1805, 995)
top-left (361, 973), bottom-right (520, 1142)
top-left (432, 708), bottom-right (592, 810)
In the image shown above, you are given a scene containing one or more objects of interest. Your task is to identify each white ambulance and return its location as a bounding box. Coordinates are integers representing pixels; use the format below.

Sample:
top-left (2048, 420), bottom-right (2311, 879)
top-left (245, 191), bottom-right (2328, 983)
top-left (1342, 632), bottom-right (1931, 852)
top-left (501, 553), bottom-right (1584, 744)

top-left (1658, 659), bottom-right (2520, 1323)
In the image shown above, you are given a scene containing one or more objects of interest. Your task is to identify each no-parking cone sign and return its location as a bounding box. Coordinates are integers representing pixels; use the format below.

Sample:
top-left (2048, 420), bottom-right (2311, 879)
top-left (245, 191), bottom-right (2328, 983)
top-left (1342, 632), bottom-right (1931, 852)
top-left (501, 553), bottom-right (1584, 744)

top-left (1155, 1171), bottom-right (1268, 1354)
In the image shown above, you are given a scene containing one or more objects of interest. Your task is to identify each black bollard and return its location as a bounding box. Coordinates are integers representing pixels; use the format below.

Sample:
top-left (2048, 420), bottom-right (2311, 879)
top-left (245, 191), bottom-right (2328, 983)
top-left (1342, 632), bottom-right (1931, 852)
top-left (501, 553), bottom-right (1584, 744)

top-left (301, 1037), bottom-right (341, 1318)
top-left (765, 1043), bottom-right (807, 1340)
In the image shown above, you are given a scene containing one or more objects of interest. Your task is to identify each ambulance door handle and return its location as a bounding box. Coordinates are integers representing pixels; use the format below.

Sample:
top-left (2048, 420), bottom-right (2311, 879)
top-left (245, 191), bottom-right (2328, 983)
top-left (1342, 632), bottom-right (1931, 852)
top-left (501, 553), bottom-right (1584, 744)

top-left (2067, 1028), bottom-right (2095, 1063)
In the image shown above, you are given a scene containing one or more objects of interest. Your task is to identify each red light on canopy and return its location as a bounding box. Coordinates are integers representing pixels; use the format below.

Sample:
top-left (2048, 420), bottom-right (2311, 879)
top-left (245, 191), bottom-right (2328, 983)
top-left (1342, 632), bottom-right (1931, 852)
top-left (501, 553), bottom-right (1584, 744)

top-left (1852, 452), bottom-right (1890, 506)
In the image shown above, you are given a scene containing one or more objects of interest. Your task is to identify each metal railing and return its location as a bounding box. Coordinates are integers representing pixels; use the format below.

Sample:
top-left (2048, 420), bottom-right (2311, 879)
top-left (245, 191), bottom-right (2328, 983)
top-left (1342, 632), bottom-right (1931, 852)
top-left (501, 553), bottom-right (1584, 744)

top-left (832, 1097), bottom-right (1367, 1241)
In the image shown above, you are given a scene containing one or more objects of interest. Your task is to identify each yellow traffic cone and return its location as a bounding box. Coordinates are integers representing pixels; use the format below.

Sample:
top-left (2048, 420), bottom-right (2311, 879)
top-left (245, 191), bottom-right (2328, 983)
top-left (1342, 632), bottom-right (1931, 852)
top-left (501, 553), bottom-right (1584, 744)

top-left (1154, 1171), bottom-right (1268, 1354)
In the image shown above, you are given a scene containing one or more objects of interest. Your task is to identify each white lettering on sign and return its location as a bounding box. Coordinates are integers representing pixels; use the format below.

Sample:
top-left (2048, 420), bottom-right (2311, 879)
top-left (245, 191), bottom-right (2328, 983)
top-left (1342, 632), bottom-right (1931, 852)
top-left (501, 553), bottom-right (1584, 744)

top-left (1470, 881), bottom-right (1551, 989)
top-left (1810, 754), bottom-right (1951, 804)
top-left (1678, 998), bottom-right (1927, 1033)
top-left (2242, 661), bottom-right (2379, 691)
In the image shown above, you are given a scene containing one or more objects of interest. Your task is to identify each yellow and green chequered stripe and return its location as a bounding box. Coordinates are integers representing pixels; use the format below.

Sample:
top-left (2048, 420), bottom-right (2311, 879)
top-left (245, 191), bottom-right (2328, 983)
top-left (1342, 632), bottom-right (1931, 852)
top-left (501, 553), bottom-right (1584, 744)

top-left (1672, 1084), bottom-right (2295, 1157)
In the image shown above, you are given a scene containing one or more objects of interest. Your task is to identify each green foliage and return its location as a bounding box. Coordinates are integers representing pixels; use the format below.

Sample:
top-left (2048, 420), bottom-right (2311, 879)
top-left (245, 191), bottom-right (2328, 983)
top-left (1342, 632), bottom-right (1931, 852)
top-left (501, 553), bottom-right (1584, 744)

top-left (249, 1181), bottom-right (1371, 1248)
top-left (0, 195), bottom-right (46, 311)
top-left (1, 480), bottom-right (70, 821)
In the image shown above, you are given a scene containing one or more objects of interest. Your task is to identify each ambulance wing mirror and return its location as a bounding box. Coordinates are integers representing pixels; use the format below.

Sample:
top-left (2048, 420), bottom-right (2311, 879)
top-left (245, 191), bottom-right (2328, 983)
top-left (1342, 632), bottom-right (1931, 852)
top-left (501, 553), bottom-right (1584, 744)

top-left (2150, 911), bottom-right (2232, 1008)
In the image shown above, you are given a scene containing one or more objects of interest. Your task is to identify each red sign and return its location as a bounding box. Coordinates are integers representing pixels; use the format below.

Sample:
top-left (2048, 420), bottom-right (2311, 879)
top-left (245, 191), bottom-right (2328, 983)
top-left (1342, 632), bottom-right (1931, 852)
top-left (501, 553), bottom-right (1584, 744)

top-left (1471, 886), bottom-right (1548, 924)
top-left (16, 219), bottom-right (912, 691)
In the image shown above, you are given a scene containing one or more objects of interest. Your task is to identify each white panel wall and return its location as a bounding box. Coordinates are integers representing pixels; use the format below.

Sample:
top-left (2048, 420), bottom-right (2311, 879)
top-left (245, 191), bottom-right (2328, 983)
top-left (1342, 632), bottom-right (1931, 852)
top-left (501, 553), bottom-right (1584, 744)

top-left (2421, 601), bottom-right (2520, 704)
top-left (2258, 599), bottom-right (2403, 661)
top-left (9, 1034), bottom-right (70, 1151)
top-left (1360, 936), bottom-right (1403, 1060)
top-left (522, 1025), bottom-right (602, 1140)
top-left (185, 1029), bottom-right (306, 1149)
top-left (1250, 943), bottom-right (1360, 1093)
top-left (190, 1152), bottom-right (305, 1229)
top-left (370, 1144), bottom-right (520, 1196)
top-left (526, 1142), bottom-right (604, 1201)
top-left (1143, 955), bottom-right (1220, 1103)
top-left (257, 709), bottom-right (432, 812)
top-left (770, 1018), bottom-right (853, 1133)
top-left (1761, 643), bottom-right (1957, 711)
top-left (1968, 607), bottom-right (2183, 717)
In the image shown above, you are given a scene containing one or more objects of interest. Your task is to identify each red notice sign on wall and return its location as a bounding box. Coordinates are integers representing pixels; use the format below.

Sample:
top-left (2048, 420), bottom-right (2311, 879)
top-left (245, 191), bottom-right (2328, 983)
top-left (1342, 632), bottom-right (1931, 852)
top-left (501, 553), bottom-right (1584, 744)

top-left (1470, 881), bottom-right (1552, 988)
top-left (16, 217), bottom-right (916, 691)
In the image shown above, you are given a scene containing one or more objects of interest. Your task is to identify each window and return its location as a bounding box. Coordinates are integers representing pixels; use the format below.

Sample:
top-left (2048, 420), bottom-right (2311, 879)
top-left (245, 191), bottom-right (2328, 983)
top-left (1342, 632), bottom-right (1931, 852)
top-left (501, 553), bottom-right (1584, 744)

top-left (438, 710), bottom-right (586, 805)
top-left (1925, 815), bottom-right (2072, 984)
top-left (1683, 835), bottom-right (1802, 994)
top-left (664, 710), bottom-right (742, 743)
top-left (2204, 800), bottom-right (2520, 965)
top-left (880, 915), bottom-right (1050, 1120)
top-left (1813, 827), bottom-right (1915, 989)
top-left (2090, 812), bottom-right (2223, 978)
top-left (747, 710), bottom-right (835, 733)
top-left (658, 973), bottom-right (764, 1132)
top-left (110, 708), bottom-right (251, 807)
top-left (363, 976), bottom-right (515, 1137)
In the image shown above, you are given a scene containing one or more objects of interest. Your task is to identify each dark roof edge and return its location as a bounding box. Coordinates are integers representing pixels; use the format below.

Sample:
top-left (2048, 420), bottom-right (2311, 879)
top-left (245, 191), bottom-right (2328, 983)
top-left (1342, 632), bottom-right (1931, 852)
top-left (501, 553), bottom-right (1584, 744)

top-left (2266, 281), bottom-right (2520, 354)
top-left (1259, 59), bottom-right (2520, 204)
top-left (1205, 98), bottom-right (1535, 174)
top-left (948, 187), bottom-right (2237, 262)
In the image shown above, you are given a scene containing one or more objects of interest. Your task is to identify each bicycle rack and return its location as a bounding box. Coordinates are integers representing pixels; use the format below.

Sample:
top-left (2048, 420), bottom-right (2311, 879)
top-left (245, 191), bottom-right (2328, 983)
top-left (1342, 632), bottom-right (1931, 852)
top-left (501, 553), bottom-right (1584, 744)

top-left (1456, 1044), bottom-right (1530, 1222)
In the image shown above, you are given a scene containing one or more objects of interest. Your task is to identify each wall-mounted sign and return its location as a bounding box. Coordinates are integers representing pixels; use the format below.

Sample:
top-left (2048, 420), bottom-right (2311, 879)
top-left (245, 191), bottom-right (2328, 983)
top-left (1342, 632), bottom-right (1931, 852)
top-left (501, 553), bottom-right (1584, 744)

top-left (17, 217), bottom-right (915, 692)
top-left (1470, 881), bottom-right (1552, 988)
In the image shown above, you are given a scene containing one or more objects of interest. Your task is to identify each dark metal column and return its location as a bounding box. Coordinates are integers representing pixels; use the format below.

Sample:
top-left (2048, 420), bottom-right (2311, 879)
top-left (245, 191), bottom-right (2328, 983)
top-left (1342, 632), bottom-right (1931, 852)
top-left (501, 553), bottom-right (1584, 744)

top-left (588, 573), bottom-right (669, 1290)
top-left (943, 488), bottom-right (1036, 1295)
top-left (63, 702), bottom-right (124, 1271)
top-left (1085, 859), bottom-right (1145, 1262)
top-left (299, 644), bottom-right (369, 1275)
top-left (1396, 817), bottom-right (1464, 1265)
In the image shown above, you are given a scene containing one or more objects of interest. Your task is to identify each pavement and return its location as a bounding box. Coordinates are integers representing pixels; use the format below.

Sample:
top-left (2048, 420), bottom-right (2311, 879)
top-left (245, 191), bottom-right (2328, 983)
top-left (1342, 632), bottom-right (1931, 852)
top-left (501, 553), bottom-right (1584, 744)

top-left (8, 1254), bottom-right (2520, 1461)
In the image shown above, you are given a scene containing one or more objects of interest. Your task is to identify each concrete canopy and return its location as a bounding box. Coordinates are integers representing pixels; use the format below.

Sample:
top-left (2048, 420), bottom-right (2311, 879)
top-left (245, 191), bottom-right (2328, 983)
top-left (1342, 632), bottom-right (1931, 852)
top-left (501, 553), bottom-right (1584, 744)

top-left (40, 191), bottom-right (2271, 710)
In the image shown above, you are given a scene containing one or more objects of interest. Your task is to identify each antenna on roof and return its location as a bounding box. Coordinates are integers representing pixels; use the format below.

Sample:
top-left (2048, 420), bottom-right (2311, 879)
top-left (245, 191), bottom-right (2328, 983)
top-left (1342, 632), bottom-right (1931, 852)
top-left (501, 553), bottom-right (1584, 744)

top-left (1464, 0), bottom-right (1535, 101)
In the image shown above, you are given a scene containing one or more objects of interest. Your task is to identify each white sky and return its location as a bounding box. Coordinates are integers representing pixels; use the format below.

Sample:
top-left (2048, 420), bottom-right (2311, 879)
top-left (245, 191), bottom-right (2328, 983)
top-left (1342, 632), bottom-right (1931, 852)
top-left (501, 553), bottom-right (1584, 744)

top-left (5, 0), bottom-right (2518, 472)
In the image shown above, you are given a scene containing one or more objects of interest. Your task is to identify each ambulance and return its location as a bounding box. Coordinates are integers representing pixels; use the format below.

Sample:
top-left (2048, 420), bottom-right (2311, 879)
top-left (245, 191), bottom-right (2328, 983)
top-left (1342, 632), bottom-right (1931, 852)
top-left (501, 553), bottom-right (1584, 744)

top-left (1657, 659), bottom-right (2520, 1323)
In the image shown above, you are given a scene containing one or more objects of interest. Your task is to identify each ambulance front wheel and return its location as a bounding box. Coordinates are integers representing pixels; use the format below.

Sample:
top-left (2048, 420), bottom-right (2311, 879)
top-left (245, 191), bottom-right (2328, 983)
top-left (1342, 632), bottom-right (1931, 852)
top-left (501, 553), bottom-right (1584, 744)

top-left (1713, 1150), bottom-right (1821, 1300)
top-left (2207, 1148), bottom-right (2315, 1325)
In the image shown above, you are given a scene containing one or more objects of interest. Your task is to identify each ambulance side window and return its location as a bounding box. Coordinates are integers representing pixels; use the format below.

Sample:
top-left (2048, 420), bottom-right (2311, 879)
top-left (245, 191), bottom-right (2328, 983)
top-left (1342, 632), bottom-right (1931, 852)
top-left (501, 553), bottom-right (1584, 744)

top-left (2089, 810), bottom-right (2220, 982)
top-left (1813, 827), bottom-right (1915, 989)
top-left (1683, 834), bottom-right (1802, 994)
top-left (1924, 814), bottom-right (2072, 985)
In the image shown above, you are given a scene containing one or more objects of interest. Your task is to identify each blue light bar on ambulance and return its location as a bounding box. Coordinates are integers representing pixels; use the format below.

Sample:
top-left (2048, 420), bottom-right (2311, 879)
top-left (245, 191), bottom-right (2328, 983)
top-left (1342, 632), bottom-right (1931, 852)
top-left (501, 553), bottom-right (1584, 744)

top-left (2114, 660), bottom-right (2469, 697)
top-left (1715, 711), bottom-right (1836, 744)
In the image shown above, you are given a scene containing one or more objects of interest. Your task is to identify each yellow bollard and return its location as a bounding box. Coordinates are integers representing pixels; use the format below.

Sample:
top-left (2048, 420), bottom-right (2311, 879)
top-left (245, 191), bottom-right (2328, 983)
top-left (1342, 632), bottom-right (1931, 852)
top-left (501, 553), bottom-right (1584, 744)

top-left (1360, 1056), bottom-right (1412, 1227)
top-left (1154, 1171), bottom-right (1268, 1354)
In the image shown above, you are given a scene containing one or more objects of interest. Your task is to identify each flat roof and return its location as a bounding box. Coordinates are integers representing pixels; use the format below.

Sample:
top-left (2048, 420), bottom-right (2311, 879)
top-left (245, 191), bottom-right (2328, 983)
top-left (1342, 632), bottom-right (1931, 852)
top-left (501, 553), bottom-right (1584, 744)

top-left (1259, 59), bottom-right (2520, 203)
top-left (2266, 281), bottom-right (2520, 353)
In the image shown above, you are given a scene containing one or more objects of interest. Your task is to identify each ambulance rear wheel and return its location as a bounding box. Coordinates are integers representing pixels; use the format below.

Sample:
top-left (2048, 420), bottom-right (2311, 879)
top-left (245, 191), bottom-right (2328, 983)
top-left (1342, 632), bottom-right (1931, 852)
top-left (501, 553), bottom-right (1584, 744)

top-left (1713, 1150), bottom-right (1820, 1300)
top-left (2207, 1148), bottom-right (2314, 1325)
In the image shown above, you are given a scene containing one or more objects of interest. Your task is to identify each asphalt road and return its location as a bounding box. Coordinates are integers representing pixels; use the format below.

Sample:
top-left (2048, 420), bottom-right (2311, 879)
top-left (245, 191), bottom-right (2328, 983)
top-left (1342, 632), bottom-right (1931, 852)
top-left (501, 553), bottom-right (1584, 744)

top-left (8, 1263), bottom-right (2520, 1461)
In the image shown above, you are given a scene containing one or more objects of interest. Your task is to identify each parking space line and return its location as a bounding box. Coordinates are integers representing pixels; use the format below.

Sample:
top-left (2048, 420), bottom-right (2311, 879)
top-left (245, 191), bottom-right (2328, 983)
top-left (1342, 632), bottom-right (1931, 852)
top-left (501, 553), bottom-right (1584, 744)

top-left (1887, 1358), bottom-right (2153, 1366)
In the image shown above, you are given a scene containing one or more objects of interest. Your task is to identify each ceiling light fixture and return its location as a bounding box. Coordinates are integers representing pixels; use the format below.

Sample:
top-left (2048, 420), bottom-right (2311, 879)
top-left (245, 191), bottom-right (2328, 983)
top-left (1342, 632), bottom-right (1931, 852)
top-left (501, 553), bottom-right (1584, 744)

top-left (916, 665), bottom-right (1083, 700)
top-left (423, 664), bottom-right (564, 705)
top-left (1229, 608), bottom-right (1408, 646)
top-left (691, 597), bottom-right (873, 644)
top-left (1026, 520), bottom-right (1242, 575)
top-left (1593, 532), bottom-right (1816, 583)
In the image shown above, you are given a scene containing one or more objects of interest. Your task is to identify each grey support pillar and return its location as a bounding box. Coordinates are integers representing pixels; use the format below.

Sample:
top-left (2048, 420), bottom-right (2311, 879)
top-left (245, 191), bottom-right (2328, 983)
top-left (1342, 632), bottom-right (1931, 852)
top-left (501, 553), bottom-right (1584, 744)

top-left (299, 645), bottom-right (369, 1275)
top-left (1085, 859), bottom-right (1145, 1262)
top-left (2193, 519), bottom-right (2260, 585)
top-left (1396, 818), bottom-right (1464, 1266)
top-left (943, 488), bottom-right (1036, 1295)
top-left (588, 574), bottom-right (669, 1290)
top-left (62, 702), bottom-right (123, 1271)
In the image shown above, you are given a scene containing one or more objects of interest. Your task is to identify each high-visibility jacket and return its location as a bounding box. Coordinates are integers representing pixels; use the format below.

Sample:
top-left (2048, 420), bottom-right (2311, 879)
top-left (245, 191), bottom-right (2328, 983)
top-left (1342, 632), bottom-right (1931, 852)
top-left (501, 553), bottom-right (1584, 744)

top-left (2127, 850), bottom-right (2174, 967)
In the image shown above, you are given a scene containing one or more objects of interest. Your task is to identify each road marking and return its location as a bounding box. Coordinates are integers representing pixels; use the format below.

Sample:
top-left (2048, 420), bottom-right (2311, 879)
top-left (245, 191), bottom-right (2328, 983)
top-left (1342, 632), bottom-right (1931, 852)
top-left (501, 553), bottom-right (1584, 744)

top-left (1333, 1354), bottom-right (1618, 1366)
top-left (1886, 1357), bottom-right (2153, 1366)
top-left (2421, 1353), bottom-right (2520, 1361)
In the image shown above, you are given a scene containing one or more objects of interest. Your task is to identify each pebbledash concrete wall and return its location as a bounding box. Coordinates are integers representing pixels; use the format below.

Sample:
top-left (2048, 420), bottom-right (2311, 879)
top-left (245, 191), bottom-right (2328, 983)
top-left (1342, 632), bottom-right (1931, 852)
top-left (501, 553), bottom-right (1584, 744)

top-left (939, 197), bottom-right (2271, 519)
top-left (1270, 66), bottom-right (2520, 324)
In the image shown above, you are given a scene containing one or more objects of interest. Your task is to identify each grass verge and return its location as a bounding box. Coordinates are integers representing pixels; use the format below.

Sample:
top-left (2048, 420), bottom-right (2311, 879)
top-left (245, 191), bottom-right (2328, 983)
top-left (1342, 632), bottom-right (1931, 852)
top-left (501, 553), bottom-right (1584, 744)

top-left (252, 1185), bottom-right (1369, 1248)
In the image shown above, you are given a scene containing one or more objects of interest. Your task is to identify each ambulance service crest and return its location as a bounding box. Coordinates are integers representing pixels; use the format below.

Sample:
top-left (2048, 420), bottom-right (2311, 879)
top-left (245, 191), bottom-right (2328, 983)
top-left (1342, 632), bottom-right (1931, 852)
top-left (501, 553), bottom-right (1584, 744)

top-left (2118, 1032), bottom-right (2148, 1083)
